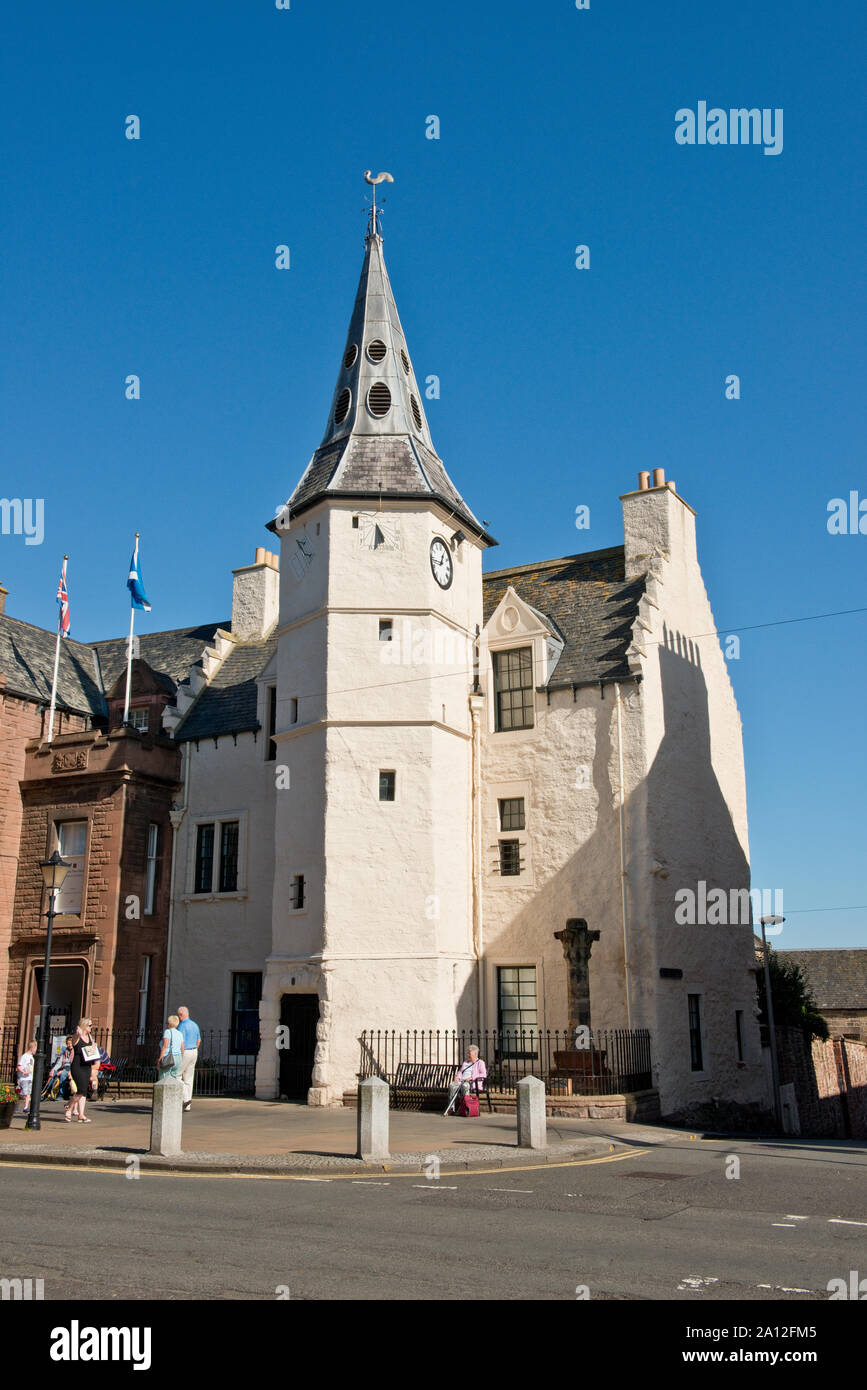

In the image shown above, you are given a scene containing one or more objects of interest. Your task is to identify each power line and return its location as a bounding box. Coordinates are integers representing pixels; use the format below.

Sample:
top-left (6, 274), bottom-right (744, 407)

top-left (780, 905), bottom-right (867, 915)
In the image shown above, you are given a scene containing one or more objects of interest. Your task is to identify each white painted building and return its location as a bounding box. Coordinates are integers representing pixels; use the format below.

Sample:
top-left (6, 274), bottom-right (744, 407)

top-left (160, 214), bottom-right (766, 1120)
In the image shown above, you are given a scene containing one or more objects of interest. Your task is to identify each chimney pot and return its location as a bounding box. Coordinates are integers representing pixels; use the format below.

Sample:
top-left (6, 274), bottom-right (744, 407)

top-left (255, 547), bottom-right (267, 565)
top-left (652, 467), bottom-right (666, 488)
top-left (667, 480), bottom-right (676, 493)
top-left (638, 472), bottom-right (650, 491)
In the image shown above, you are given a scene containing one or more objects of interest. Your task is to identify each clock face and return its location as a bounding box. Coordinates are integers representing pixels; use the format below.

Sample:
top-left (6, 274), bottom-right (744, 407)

top-left (430, 537), bottom-right (453, 589)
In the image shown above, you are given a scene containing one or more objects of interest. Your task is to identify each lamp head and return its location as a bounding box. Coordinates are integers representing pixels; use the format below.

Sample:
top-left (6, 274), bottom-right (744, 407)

top-left (40, 849), bottom-right (70, 892)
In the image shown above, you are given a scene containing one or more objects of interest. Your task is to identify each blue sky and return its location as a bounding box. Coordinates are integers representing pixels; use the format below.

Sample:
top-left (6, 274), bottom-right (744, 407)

top-left (1, 1), bottom-right (864, 948)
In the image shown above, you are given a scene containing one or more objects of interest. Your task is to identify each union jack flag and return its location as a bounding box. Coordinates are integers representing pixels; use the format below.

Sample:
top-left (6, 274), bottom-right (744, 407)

top-left (57, 557), bottom-right (70, 636)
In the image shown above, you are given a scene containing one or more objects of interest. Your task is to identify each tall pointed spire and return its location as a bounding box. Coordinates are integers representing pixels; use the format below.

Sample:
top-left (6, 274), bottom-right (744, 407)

top-left (271, 176), bottom-right (493, 546)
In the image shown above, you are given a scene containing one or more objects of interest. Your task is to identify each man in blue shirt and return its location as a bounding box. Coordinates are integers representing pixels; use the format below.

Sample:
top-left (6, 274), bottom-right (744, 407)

top-left (176, 1006), bottom-right (202, 1112)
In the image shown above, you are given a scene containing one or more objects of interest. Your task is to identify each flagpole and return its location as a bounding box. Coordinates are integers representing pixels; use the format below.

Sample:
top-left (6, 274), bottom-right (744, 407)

top-left (46, 554), bottom-right (68, 744)
top-left (122, 535), bottom-right (138, 725)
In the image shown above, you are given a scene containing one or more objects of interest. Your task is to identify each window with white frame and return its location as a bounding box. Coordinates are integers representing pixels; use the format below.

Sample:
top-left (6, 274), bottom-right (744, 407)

top-left (137, 956), bottom-right (151, 1042)
top-left (129, 707), bottom-right (149, 732)
top-left (55, 820), bottom-right (87, 914)
top-left (492, 647), bottom-right (535, 731)
top-left (144, 823), bottom-right (158, 915)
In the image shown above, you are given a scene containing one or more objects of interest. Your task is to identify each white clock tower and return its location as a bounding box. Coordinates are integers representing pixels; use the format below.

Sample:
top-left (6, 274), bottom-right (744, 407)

top-left (256, 191), bottom-right (495, 1103)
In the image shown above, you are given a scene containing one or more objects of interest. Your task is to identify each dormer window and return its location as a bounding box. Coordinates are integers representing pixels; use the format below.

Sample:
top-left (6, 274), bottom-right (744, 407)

top-left (492, 648), bottom-right (535, 731)
top-left (129, 707), bottom-right (148, 732)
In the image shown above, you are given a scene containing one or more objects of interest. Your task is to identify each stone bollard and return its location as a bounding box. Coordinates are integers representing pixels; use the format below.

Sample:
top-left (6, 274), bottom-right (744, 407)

top-left (149, 1078), bottom-right (184, 1156)
top-left (356, 1076), bottom-right (390, 1161)
top-left (516, 1075), bottom-right (547, 1149)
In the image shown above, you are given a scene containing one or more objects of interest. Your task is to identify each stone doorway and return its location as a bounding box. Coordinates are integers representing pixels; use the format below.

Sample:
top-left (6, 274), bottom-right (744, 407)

top-left (278, 993), bottom-right (319, 1100)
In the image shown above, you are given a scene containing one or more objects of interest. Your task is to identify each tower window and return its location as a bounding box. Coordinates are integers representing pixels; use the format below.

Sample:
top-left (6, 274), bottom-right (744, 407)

top-left (688, 994), bottom-right (704, 1071)
top-left (493, 648), bottom-right (535, 731)
top-left (379, 771), bottom-right (396, 802)
top-left (352, 516), bottom-right (359, 529)
top-left (379, 620), bottom-right (393, 642)
top-left (290, 697), bottom-right (298, 724)
top-left (291, 875), bottom-right (306, 910)
top-left (499, 798), bottom-right (525, 831)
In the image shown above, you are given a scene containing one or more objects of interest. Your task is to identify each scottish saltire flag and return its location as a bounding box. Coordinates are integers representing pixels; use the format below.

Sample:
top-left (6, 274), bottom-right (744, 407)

top-left (127, 535), bottom-right (151, 611)
top-left (56, 557), bottom-right (70, 636)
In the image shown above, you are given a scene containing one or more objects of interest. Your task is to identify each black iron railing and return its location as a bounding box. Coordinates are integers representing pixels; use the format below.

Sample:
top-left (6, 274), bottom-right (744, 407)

top-left (357, 1028), bottom-right (653, 1096)
top-left (1, 1025), bottom-right (259, 1096)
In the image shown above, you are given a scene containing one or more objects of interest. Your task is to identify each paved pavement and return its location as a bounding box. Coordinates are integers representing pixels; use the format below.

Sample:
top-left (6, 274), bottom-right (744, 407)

top-left (0, 1096), bottom-right (631, 1172)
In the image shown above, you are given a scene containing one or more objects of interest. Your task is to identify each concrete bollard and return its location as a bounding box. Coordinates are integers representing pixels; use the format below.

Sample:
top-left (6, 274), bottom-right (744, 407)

top-left (149, 1078), bottom-right (184, 1156)
top-left (516, 1075), bottom-right (547, 1149)
top-left (356, 1076), bottom-right (390, 1161)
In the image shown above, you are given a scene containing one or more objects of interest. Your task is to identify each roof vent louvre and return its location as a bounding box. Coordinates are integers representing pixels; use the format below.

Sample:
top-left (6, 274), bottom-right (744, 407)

top-left (367, 339), bottom-right (387, 363)
top-left (334, 388), bottom-right (352, 426)
top-left (400, 349), bottom-right (410, 375)
top-left (343, 344), bottom-right (358, 370)
top-left (367, 382), bottom-right (391, 417)
top-left (410, 395), bottom-right (423, 432)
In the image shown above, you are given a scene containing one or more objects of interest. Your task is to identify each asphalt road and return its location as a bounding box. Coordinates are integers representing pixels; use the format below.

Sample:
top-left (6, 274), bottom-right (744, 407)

top-left (2, 1132), bottom-right (865, 1301)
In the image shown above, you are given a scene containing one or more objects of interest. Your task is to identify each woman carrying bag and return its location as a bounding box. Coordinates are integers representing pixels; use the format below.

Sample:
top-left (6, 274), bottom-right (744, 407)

top-left (156, 1014), bottom-right (185, 1081)
top-left (65, 1019), bottom-right (101, 1123)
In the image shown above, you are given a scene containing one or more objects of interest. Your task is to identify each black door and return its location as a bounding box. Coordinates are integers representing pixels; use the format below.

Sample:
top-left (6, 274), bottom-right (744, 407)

top-left (278, 994), bottom-right (319, 1100)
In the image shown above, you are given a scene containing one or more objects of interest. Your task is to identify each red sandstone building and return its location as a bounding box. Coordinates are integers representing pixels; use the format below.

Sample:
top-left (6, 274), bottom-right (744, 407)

top-left (0, 585), bottom-right (219, 1038)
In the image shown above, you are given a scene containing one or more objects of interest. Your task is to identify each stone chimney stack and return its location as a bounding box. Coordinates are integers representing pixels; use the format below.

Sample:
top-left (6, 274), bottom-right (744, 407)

top-left (0, 582), bottom-right (7, 615)
top-left (231, 548), bottom-right (279, 640)
top-left (620, 468), bottom-right (697, 581)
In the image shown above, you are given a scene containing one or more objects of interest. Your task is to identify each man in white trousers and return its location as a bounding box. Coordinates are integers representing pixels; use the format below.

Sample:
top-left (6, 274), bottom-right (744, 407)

top-left (177, 1006), bottom-right (201, 1112)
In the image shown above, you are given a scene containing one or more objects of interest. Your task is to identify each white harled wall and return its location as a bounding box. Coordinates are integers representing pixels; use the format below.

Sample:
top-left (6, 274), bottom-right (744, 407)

top-left (258, 499), bottom-right (484, 1102)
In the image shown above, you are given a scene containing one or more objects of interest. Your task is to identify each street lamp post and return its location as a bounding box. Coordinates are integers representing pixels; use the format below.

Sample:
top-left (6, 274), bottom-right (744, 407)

top-left (25, 850), bottom-right (70, 1131)
top-left (760, 914), bottom-right (785, 1133)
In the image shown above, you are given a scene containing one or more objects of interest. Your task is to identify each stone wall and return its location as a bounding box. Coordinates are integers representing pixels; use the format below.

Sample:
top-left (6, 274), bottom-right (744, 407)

top-left (776, 1027), bottom-right (867, 1139)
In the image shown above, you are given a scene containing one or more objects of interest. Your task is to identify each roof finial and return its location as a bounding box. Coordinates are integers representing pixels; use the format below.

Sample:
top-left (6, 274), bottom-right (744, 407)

top-left (364, 170), bottom-right (394, 238)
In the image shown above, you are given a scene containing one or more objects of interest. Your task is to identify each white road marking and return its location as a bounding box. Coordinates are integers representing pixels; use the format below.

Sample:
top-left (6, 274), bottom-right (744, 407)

top-left (293, 1176), bottom-right (332, 1182)
top-left (351, 1180), bottom-right (390, 1186)
top-left (676, 1276), bottom-right (719, 1291)
top-left (772, 1222), bottom-right (797, 1228)
top-left (785, 1214), bottom-right (809, 1220)
top-left (411, 1184), bottom-right (458, 1190)
top-left (486, 1187), bottom-right (534, 1194)
top-left (756, 1284), bottom-right (813, 1293)
top-left (829, 1218), bottom-right (867, 1226)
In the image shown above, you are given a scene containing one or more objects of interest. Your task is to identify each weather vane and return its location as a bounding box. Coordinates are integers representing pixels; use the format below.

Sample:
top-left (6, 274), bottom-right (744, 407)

top-left (364, 170), bottom-right (393, 237)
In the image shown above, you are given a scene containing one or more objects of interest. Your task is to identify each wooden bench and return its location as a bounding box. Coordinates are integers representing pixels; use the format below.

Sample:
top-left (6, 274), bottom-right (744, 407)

top-left (390, 1062), bottom-right (493, 1113)
top-left (390, 1062), bottom-right (455, 1111)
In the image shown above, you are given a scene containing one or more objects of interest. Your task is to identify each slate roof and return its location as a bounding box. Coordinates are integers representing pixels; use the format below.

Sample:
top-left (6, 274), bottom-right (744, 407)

top-left (483, 546), bottom-right (646, 687)
top-left (0, 615), bottom-right (104, 715)
top-left (174, 634), bottom-right (277, 742)
top-left (775, 950), bottom-right (867, 1011)
top-left (92, 623), bottom-right (228, 693)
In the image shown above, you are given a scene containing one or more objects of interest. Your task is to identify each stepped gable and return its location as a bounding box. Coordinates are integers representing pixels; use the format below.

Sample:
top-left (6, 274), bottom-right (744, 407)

top-left (174, 633), bottom-right (278, 742)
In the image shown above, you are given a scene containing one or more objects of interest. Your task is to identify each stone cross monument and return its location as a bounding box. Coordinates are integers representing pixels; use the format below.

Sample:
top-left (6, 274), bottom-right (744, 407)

top-left (554, 918), bottom-right (600, 1035)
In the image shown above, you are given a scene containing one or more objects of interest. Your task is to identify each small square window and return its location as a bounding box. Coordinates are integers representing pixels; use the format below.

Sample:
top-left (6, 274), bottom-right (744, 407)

top-left (291, 874), bottom-right (305, 909)
top-left (499, 840), bottom-right (521, 876)
top-left (379, 771), bottom-right (396, 802)
top-left (379, 619), bottom-right (393, 642)
top-left (499, 797), bottom-right (525, 831)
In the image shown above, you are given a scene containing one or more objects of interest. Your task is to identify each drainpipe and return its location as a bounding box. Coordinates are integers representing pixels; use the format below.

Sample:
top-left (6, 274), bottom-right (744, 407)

top-left (469, 692), bottom-right (485, 1032)
top-left (615, 682), bottom-right (634, 1028)
top-left (163, 740), bottom-right (190, 1016)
